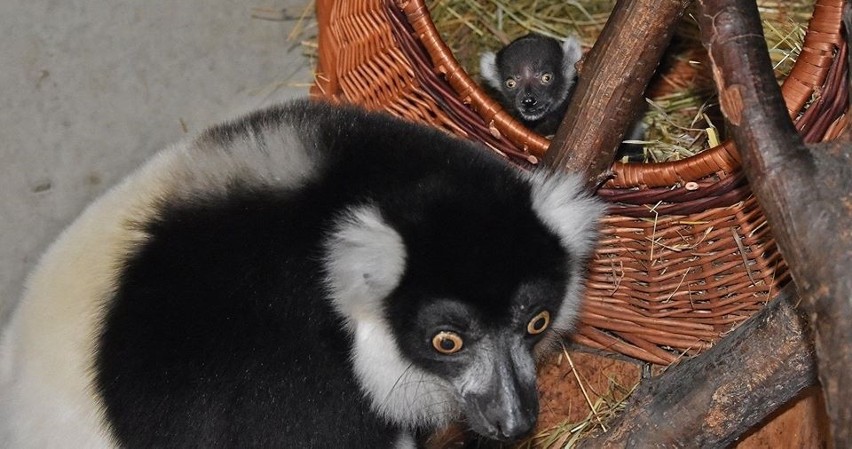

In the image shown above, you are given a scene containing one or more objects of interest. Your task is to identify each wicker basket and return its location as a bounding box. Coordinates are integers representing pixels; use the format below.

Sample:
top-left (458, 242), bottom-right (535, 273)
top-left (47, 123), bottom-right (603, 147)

top-left (310, 0), bottom-right (847, 364)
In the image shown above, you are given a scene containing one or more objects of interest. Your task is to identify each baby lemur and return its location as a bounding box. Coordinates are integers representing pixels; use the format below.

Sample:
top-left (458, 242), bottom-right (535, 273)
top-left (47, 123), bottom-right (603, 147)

top-left (480, 33), bottom-right (582, 135)
top-left (481, 33), bottom-right (647, 161)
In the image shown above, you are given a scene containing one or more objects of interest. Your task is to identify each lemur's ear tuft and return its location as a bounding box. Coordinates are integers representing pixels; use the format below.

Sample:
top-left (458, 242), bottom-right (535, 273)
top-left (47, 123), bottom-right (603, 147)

top-left (323, 205), bottom-right (407, 328)
top-left (561, 36), bottom-right (583, 78)
top-left (479, 52), bottom-right (501, 90)
top-left (527, 170), bottom-right (604, 259)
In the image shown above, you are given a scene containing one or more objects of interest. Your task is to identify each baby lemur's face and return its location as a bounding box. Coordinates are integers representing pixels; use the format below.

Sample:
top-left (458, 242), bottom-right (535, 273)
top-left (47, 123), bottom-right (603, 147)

top-left (496, 37), bottom-right (569, 122)
top-left (481, 34), bottom-right (582, 132)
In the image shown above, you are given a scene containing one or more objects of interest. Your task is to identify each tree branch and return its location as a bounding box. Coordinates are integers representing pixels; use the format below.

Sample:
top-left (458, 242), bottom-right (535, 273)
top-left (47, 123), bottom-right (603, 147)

top-left (577, 285), bottom-right (817, 448)
top-left (542, 0), bottom-right (691, 189)
top-left (697, 0), bottom-right (852, 443)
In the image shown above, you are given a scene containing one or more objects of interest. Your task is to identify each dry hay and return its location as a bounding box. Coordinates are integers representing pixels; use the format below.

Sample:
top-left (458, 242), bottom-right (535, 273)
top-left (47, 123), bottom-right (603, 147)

top-left (514, 347), bottom-right (642, 449)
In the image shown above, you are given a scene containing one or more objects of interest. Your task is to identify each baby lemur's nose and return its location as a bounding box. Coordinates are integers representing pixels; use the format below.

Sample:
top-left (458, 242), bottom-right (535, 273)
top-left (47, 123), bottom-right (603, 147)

top-left (522, 96), bottom-right (537, 107)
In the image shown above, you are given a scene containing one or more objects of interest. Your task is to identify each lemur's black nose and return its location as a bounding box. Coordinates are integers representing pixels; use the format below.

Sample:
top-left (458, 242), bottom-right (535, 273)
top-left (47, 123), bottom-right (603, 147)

top-left (521, 97), bottom-right (537, 107)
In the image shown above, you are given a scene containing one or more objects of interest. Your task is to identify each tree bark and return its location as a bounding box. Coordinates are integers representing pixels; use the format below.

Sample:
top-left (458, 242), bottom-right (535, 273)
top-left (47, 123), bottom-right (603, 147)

top-left (577, 284), bottom-right (817, 448)
top-left (542, 0), bottom-right (691, 189)
top-left (697, 0), bottom-right (852, 443)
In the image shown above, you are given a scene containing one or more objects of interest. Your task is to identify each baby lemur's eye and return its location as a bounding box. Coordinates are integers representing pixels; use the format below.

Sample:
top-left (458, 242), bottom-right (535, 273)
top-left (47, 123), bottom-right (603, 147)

top-left (505, 79), bottom-right (517, 89)
top-left (540, 73), bottom-right (553, 84)
top-left (432, 331), bottom-right (464, 354)
top-left (526, 310), bottom-right (551, 335)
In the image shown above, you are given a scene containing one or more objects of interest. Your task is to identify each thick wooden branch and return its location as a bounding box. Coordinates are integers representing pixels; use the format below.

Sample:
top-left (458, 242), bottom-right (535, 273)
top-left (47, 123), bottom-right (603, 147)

top-left (577, 285), bottom-right (817, 448)
top-left (697, 0), bottom-right (852, 443)
top-left (542, 0), bottom-right (691, 188)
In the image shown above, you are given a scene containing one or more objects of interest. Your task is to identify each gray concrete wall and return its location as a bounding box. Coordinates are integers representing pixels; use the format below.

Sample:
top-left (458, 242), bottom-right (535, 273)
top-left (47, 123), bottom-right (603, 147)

top-left (0, 0), bottom-right (313, 322)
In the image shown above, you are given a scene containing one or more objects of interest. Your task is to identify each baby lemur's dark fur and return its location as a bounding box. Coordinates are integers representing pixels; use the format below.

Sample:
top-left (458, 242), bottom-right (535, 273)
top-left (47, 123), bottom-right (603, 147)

top-left (480, 34), bottom-right (582, 135)
top-left (481, 34), bottom-right (647, 161)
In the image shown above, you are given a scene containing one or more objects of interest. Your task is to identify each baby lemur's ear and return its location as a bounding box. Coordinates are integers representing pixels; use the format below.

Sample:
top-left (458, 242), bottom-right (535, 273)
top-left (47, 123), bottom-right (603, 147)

top-left (479, 51), bottom-right (500, 90)
top-left (561, 36), bottom-right (583, 79)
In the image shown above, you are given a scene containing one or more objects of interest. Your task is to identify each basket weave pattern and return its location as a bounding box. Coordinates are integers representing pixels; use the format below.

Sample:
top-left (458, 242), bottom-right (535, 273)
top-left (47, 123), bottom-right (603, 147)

top-left (311, 0), bottom-right (847, 364)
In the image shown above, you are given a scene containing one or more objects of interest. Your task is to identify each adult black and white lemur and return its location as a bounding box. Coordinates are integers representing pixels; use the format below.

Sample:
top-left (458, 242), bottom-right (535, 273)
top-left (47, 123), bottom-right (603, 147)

top-left (0, 99), bottom-right (602, 448)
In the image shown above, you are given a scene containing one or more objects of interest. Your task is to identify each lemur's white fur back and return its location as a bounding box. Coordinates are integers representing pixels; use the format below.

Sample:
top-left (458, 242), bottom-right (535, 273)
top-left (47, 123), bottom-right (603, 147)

top-left (0, 120), bottom-right (319, 448)
top-left (0, 148), bottom-right (180, 448)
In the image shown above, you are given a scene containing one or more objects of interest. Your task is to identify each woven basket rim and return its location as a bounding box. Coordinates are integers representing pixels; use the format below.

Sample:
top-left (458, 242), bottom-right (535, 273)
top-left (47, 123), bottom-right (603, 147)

top-left (395, 0), bottom-right (846, 188)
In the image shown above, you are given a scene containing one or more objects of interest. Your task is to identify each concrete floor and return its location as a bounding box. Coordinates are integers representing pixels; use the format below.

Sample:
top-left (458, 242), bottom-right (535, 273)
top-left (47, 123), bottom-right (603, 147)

top-left (0, 0), bottom-right (314, 322)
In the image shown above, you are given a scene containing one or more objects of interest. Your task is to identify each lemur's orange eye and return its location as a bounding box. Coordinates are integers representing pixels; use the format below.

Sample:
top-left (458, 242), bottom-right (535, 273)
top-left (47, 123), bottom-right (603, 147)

top-left (505, 79), bottom-right (517, 89)
top-left (541, 73), bottom-right (553, 84)
top-left (527, 310), bottom-right (551, 335)
top-left (432, 331), bottom-right (464, 354)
